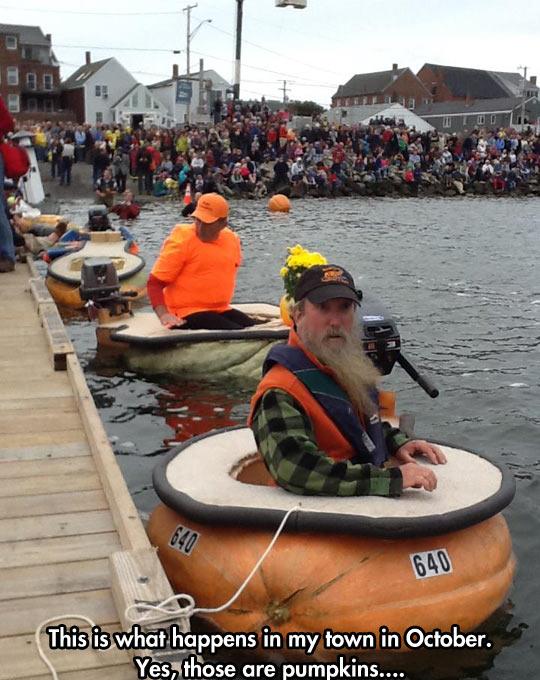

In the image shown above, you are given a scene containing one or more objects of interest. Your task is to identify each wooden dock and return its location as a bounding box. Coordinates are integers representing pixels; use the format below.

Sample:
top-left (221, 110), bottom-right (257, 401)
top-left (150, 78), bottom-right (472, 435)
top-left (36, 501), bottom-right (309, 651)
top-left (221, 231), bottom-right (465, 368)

top-left (0, 261), bottom-right (187, 679)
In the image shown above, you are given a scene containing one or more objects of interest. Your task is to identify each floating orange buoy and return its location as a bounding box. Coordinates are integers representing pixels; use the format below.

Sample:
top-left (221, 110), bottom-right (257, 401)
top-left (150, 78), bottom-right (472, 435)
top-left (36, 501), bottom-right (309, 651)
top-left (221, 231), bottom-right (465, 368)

top-left (183, 183), bottom-right (192, 205)
top-left (268, 194), bottom-right (290, 212)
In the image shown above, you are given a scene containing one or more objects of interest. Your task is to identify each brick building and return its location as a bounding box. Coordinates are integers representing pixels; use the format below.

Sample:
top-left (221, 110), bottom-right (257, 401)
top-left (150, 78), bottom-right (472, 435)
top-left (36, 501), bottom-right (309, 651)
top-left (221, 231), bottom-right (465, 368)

top-left (0, 23), bottom-right (65, 121)
top-left (417, 63), bottom-right (539, 103)
top-left (331, 64), bottom-right (432, 111)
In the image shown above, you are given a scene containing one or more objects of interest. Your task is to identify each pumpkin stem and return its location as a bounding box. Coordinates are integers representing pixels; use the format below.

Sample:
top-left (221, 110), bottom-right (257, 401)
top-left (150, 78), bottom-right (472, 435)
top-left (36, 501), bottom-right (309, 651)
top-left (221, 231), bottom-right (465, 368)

top-left (266, 601), bottom-right (291, 625)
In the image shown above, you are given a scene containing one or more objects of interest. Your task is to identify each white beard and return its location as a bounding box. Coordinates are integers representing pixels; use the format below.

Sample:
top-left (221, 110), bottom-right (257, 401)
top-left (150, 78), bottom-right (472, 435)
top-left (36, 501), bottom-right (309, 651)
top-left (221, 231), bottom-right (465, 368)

top-left (299, 322), bottom-right (381, 416)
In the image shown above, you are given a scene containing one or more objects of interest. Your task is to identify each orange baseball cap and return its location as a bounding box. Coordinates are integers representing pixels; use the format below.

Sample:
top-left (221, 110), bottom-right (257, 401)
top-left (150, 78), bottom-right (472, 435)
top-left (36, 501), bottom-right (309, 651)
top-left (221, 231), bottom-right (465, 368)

top-left (191, 193), bottom-right (229, 223)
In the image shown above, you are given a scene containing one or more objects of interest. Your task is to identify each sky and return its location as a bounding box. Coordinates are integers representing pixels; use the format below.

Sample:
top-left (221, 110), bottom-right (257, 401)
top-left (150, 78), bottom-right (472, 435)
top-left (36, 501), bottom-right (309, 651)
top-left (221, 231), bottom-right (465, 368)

top-left (2, 0), bottom-right (539, 107)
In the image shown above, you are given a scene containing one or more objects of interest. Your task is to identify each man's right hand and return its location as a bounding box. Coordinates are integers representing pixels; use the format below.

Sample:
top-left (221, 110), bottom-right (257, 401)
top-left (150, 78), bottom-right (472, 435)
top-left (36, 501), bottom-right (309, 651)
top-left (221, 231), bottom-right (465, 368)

top-left (159, 312), bottom-right (186, 329)
top-left (400, 463), bottom-right (437, 492)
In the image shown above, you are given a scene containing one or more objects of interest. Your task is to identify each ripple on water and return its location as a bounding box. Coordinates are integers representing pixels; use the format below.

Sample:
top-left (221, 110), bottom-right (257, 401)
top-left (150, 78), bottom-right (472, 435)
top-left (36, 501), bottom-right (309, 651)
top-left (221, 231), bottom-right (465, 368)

top-left (56, 196), bottom-right (539, 680)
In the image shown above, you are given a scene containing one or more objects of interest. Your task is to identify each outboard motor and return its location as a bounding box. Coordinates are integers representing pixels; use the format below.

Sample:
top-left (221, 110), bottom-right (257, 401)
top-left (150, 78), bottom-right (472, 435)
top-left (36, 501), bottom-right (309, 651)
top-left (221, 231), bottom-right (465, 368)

top-left (358, 295), bottom-right (400, 376)
top-left (80, 257), bottom-right (133, 318)
top-left (358, 292), bottom-right (439, 398)
top-left (88, 206), bottom-right (111, 231)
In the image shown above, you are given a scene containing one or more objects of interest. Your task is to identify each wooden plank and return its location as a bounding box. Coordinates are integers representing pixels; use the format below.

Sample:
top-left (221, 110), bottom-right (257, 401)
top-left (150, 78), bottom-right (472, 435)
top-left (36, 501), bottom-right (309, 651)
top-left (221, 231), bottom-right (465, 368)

top-left (0, 396), bottom-right (76, 413)
top-left (0, 455), bottom-right (95, 479)
top-left (0, 395), bottom-right (74, 413)
top-left (39, 302), bottom-right (75, 370)
top-left (26, 258), bottom-right (40, 279)
top-left (0, 559), bottom-right (111, 601)
top-left (0, 326), bottom-right (44, 338)
top-left (0, 627), bottom-right (130, 680)
top-left (29, 276), bottom-right (54, 311)
top-left (0, 366), bottom-right (58, 382)
top-left (0, 340), bottom-right (48, 355)
top-left (0, 429), bottom-right (86, 449)
top-left (110, 549), bottom-right (192, 674)
top-left (67, 354), bottom-right (149, 552)
top-left (0, 411), bottom-right (82, 435)
top-left (0, 589), bottom-right (119, 637)
top-left (0, 440), bottom-right (89, 461)
top-left (0, 471), bottom-right (101, 498)
top-left (0, 489), bottom-right (108, 519)
top-left (3, 378), bottom-right (73, 399)
top-left (0, 531), bottom-right (121, 568)
top-left (0, 509), bottom-right (114, 542)
top-left (0, 355), bottom-right (56, 371)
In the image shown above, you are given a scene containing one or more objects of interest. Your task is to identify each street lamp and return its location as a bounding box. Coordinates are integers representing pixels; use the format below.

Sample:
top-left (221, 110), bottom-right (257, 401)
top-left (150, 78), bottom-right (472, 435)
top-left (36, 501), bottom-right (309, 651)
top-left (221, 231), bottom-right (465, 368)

top-left (187, 17), bottom-right (212, 77)
top-left (234, 0), bottom-right (306, 102)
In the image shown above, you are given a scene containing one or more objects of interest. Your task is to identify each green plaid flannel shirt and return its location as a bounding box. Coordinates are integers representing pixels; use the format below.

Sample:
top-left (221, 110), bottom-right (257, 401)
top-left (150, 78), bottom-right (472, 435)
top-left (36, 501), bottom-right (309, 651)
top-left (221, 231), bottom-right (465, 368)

top-left (251, 388), bottom-right (409, 497)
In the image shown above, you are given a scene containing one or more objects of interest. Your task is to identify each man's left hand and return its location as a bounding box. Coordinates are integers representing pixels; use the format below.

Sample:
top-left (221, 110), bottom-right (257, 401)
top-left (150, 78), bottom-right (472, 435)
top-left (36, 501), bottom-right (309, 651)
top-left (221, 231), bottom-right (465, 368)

top-left (395, 440), bottom-right (447, 465)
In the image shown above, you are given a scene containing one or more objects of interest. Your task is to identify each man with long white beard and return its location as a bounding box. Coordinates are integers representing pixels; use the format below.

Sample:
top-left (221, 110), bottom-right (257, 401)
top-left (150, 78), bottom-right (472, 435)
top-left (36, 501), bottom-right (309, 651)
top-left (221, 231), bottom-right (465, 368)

top-left (248, 264), bottom-right (446, 496)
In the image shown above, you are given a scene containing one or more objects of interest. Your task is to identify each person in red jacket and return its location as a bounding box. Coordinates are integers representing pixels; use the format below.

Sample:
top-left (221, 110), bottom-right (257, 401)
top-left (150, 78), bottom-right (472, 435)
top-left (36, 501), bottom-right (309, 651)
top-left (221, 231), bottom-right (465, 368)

top-left (0, 95), bottom-right (16, 272)
top-left (110, 190), bottom-right (141, 220)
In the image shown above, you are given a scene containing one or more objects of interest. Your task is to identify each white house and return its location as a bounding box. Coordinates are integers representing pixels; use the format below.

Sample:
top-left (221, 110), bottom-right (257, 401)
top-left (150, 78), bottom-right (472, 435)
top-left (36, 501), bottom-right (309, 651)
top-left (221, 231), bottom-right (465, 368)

top-left (61, 54), bottom-right (138, 124)
top-left (326, 102), bottom-right (434, 133)
top-left (109, 83), bottom-right (174, 129)
top-left (149, 64), bottom-right (231, 125)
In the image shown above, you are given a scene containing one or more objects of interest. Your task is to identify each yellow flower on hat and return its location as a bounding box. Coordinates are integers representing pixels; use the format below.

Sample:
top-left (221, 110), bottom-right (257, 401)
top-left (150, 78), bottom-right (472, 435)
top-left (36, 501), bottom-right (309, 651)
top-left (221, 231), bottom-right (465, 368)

top-left (280, 244), bottom-right (327, 299)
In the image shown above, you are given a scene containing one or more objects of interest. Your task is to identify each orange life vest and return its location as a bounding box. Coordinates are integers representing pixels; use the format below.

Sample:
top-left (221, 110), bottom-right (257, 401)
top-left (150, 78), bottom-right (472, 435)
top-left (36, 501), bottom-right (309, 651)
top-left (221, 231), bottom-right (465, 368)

top-left (248, 330), bottom-right (358, 461)
top-left (151, 224), bottom-right (242, 318)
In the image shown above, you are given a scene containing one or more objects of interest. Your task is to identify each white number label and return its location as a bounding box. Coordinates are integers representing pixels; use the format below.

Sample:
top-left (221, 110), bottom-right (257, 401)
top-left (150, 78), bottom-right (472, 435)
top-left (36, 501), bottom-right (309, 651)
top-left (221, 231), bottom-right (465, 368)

top-left (409, 548), bottom-right (453, 579)
top-left (169, 525), bottom-right (200, 556)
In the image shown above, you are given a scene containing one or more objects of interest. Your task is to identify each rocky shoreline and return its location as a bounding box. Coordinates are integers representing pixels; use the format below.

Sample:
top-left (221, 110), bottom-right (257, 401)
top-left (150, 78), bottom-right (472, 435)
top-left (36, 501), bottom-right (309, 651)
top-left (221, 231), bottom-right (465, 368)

top-left (37, 162), bottom-right (540, 207)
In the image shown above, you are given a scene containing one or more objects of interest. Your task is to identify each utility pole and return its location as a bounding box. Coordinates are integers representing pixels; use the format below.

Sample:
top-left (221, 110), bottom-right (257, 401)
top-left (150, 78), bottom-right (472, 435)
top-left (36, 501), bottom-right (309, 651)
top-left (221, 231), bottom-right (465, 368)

top-left (234, 0), bottom-right (244, 101)
top-left (518, 65), bottom-right (528, 130)
top-left (280, 79), bottom-right (290, 104)
top-left (184, 3), bottom-right (197, 77)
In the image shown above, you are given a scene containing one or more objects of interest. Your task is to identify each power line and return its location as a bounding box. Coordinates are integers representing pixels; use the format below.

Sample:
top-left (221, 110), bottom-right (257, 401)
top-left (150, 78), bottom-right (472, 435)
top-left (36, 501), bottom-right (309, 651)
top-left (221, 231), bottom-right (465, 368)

top-left (53, 42), bottom-right (335, 84)
top-left (198, 16), bottom-right (343, 77)
top-left (55, 44), bottom-right (180, 54)
top-left (0, 4), bottom-right (181, 15)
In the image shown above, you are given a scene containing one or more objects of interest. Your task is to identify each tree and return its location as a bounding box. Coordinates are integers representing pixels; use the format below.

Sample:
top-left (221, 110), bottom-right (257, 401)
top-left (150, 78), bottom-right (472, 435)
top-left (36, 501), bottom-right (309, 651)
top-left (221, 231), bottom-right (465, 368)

top-left (287, 100), bottom-right (325, 117)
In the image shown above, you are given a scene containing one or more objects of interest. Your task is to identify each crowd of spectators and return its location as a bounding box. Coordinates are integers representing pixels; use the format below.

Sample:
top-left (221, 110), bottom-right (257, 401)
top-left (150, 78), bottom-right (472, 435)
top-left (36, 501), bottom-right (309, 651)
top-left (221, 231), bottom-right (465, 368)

top-left (19, 102), bottom-right (540, 200)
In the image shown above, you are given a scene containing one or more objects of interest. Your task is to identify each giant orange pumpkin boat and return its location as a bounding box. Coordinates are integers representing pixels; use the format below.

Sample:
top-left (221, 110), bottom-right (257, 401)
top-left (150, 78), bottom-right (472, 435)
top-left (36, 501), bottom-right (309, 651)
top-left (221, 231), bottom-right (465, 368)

top-left (147, 425), bottom-right (515, 658)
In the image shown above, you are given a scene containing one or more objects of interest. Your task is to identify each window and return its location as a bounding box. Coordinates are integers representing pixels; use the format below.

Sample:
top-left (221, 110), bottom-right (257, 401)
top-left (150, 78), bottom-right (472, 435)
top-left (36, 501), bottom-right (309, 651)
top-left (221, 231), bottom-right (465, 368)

top-left (27, 98), bottom-right (37, 112)
top-left (6, 35), bottom-right (17, 50)
top-left (423, 98), bottom-right (430, 105)
top-left (96, 112), bottom-right (103, 123)
top-left (362, 96), bottom-right (368, 105)
top-left (408, 98), bottom-right (415, 109)
top-left (132, 92), bottom-right (138, 107)
top-left (8, 94), bottom-right (19, 112)
top-left (43, 74), bottom-right (53, 90)
top-left (95, 85), bottom-right (101, 97)
top-left (399, 96), bottom-right (405, 106)
top-left (477, 114), bottom-right (485, 124)
top-left (22, 46), bottom-right (32, 59)
top-left (443, 116), bottom-right (451, 128)
top-left (44, 99), bottom-right (53, 112)
top-left (145, 93), bottom-right (152, 108)
top-left (384, 95), bottom-right (391, 104)
top-left (102, 85), bottom-right (108, 98)
top-left (7, 67), bottom-right (19, 85)
top-left (490, 114), bottom-right (496, 124)
top-left (463, 116), bottom-right (467, 126)
top-left (26, 73), bottom-right (36, 90)
top-left (345, 98), bottom-right (350, 106)
top-left (371, 95), bottom-right (377, 104)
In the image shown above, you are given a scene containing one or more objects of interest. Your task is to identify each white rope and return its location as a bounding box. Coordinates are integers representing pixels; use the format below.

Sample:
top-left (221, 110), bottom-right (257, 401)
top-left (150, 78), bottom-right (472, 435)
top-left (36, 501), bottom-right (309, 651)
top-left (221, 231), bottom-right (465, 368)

top-left (125, 503), bottom-right (302, 624)
top-left (35, 614), bottom-right (97, 680)
top-left (35, 505), bottom-right (301, 678)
